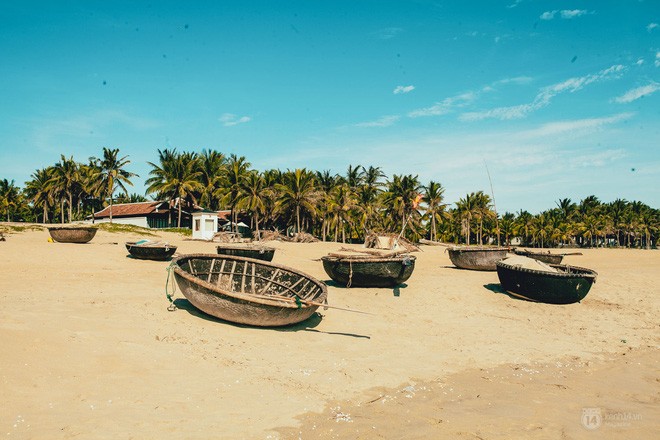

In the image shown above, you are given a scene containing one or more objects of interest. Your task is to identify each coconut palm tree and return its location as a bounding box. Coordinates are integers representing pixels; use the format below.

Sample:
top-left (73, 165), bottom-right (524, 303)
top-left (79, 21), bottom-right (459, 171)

top-left (381, 174), bottom-right (422, 238)
top-left (327, 183), bottom-right (358, 243)
top-left (24, 168), bottom-right (54, 223)
top-left (48, 155), bottom-right (79, 223)
top-left (422, 181), bottom-right (449, 242)
top-left (0, 179), bottom-right (21, 221)
top-left (196, 149), bottom-right (226, 211)
top-left (455, 193), bottom-right (478, 244)
top-left (237, 171), bottom-right (270, 239)
top-left (146, 149), bottom-right (202, 227)
top-left (275, 168), bottom-right (320, 234)
top-left (315, 170), bottom-right (340, 241)
top-left (218, 154), bottom-right (251, 233)
top-left (91, 148), bottom-right (137, 224)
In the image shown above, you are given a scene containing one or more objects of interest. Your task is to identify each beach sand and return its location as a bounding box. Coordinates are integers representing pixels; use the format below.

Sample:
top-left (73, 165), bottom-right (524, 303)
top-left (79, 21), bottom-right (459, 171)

top-left (0, 226), bottom-right (657, 439)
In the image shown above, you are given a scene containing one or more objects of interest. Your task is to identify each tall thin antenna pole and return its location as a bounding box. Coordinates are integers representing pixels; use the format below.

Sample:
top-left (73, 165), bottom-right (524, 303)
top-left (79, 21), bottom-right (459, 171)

top-left (484, 161), bottom-right (501, 246)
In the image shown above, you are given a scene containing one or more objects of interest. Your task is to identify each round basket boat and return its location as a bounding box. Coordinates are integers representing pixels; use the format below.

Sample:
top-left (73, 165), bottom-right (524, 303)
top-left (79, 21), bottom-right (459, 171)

top-left (216, 243), bottom-right (275, 262)
top-left (321, 255), bottom-right (416, 287)
top-left (48, 226), bottom-right (98, 243)
top-left (513, 249), bottom-right (563, 265)
top-left (171, 254), bottom-right (327, 327)
top-left (496, 260), bottom-right (597, 304)
top-left (447, 246), bottom-right (509, 271)
top-left (126, 242), bottom-right (177, 261)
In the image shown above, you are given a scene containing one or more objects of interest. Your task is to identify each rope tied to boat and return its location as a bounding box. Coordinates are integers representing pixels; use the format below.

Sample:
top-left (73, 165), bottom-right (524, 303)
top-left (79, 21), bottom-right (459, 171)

top-left (293, 294), bottom-right (303, 309)
top-left (347, 260), bottom-right (353, 288)
top-left (165, 261), bottom-right (177, 311)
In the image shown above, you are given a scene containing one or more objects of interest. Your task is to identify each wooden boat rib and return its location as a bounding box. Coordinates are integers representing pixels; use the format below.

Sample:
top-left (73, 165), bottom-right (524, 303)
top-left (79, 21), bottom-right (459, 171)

top-left (447, 246), bottom-right (509, 271)
top-left (216, 243), bottom-right (275, 262)
top-left (321, 255), bottom-right (416, 287)
top-left (48, 226), bottom-right (97, 243)
top-left (126, 241), bottom-right (177, 261)
top-left (172, 254), bottom-right (327, 327)
top-left (496, 259), bottom-right (597, 304)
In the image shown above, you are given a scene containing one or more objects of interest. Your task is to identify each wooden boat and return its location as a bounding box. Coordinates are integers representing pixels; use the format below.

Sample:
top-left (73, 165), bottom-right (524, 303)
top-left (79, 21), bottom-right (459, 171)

top-left (496, 258), bottom-right (597, 304)
top-left (171, 254), bottom-right (327, 327)
top-left (321, 254), bottom-right (416, 287)
top-left (447, 246), bottom-right (509, 271)
top-left (216, 243), bottom-right (275, 262)
top-left (48, 226), bottom-right (97, 243)
top-left (513, 249), bottom-right (563, 264)
top-left (126, 241), bottom-right (177, 261)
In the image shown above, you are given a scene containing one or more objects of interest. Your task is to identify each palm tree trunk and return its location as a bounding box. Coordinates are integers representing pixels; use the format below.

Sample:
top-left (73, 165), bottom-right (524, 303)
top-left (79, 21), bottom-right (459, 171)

top-left (178, 204), bottom-right (182, 228)
top-left (296, 205), bottom-right (301, 233)
top-left (109, 198), bottom-right (114, 224)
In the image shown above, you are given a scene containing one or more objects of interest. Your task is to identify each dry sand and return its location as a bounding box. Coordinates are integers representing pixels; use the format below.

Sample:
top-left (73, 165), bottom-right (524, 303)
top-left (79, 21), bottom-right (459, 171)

top-left (0, 226), bottom-right (657, 439)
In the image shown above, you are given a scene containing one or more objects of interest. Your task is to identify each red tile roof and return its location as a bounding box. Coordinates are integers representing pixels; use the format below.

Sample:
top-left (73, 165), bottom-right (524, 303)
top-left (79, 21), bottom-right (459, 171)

top-left (94, 201), bottom-right (170, 218)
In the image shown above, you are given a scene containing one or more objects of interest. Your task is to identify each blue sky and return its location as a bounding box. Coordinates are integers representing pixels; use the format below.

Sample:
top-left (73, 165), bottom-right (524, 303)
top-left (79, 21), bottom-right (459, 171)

top-left (0, 0), bottom-right (658, 214)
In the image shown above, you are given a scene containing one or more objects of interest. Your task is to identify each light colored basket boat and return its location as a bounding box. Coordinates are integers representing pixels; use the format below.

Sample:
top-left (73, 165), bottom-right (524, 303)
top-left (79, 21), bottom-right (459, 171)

top-left (447, 246), bottom-right (509, 271)
top-left (48, 226), bottom-right (98, 243)
top-left (216, 243), bottom-right (275, 262)
top-left (171, 254), bottom-right (327, 327)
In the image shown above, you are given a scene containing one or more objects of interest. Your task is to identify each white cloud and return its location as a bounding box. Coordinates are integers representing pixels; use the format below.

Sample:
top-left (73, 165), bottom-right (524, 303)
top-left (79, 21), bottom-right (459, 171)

top-left (524, 113), bottom-right (634, 137)
top-left (540, 11), bottom-right (556, 20)
top-left (541, 9), bottom-right (590, 20)
top-left (647, 23), bottom-right (658, 32)
top-left (408, 92), bottom-right (476, 118)
top-left (656, 52), bottom-right (660, 68)
top-left (354, 115), bottom-right (400, 128)
top-left (494, 76), bottom-right (534, 86)
top-left (636, 58), bottom-right (645, 66)
top-left (219, 113), bottom-right (251, 127)
top-left (461, 65), bottom-right (626, 121)
top-left (393, 85), bottom-right (415, 94)
top-left (613, 83), bottom-right (660, 103)
top-left (560, 9), bottom-right (588, 19)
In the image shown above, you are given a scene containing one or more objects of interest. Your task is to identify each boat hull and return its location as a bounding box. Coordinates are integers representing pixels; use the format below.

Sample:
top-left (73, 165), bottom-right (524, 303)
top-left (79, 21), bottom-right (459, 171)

top-left (216, 245), bottom-right (275, 262)
top-left (513, 249), bottom-right (563, 264)
top-left (48, 227), bottom-right (97, 243)
top-left (126, 242), bottom-right (177, 260)
top-left (448, 247), bottom-right (508, 271)
top-left (496, 261), bottom-right (597, 304)
top-left (172, 254), bottom-right (327, 327)
top-left (321, 255), bottom-right (416, 287)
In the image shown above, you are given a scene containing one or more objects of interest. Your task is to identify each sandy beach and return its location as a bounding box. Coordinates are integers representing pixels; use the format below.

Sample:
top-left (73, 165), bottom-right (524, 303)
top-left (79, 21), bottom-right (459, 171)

top-left (0, 226), bottom-right (657, 439)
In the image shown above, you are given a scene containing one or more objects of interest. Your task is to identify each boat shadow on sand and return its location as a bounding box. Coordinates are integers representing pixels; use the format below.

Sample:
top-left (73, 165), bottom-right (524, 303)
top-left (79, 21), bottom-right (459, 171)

top-left (172, 298), bottom-right (370, 339)
top-left (483, 283), bottom-right (534, 302)
top-left (324, 279), bottom-right (408, 298)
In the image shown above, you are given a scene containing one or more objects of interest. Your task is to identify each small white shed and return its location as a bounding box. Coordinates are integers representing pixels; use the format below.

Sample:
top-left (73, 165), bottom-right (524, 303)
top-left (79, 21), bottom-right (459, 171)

top-left (192, 211), bottom-right (218, 240)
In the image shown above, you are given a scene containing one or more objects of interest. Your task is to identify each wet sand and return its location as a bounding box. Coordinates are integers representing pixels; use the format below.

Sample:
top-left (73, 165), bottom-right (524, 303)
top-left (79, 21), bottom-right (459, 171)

top-left (0, 226), bottom-right (657, 439)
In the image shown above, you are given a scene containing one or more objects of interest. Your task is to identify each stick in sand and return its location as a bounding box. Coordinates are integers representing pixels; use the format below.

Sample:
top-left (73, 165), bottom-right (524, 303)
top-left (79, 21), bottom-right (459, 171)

top-left (248, 292), bottom-right (374, 315)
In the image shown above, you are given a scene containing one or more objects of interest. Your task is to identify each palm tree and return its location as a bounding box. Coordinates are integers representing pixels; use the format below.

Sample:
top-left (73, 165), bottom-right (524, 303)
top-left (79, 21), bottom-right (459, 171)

top-left (219, 154), bottom-right (251, 233)
top-left (327, 183), bottom-right (358, 243)
top-left (24, 168), bottom-right (54, 223)
top-left (381, 174), bottom-right (422, 238)
top-left (48, 155), bottom-right (79, 223)
top-left (455, 193), bottom-right (478, 244)
top-left (275, 168), bottom-right (320, 234)
top-left (91, 148), bottom-right (137, 224)
top-left (146, 149), bottom-right (202, 227)
top-left (513, 210), bottom-right (534, 246)
top-left (0, 179), bottom-right (21, 221)
top-left (237, 171), bottom-right (270, 239)
top-left (196, 149), bottom-right (226, 210)
top-left (315, 170), bottom-right (340, 241)
top-left (422, 181), bottom-right (449, 242)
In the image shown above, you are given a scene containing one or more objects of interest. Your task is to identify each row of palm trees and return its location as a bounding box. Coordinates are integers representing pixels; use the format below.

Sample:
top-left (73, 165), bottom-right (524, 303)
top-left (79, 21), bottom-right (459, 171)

top-left (1, 148), bottom-right (658, 248)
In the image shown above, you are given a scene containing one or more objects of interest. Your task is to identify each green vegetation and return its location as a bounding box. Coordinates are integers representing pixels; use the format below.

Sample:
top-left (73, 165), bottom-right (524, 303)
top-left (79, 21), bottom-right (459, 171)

top-left (1, 148), bottom-right (658, 248)
top-left (0, 224), bottom-right (45, 234)
top-left (95, 222), bottom-right (158, 236)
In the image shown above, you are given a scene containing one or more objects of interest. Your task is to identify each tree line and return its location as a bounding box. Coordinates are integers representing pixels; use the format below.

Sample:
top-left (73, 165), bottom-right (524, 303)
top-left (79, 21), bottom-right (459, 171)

top-left (1, 147), bottom-right (658, 248)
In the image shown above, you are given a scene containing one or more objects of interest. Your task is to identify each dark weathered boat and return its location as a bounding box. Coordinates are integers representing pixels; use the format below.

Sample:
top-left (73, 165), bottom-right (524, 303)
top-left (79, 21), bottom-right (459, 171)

top-left (513, 249), bottom-right (564, 264)
top-left (126, 241), bottom-right (177, 260)
top-left (48, 226), bottom-right (98, 243)
top-left (321, 255), bottom-right (416, 287)
top-left (171, 254), bottom-right (327, 327)
top-left (447, 246), bottom-right (509, 271)
top-left (496, 259), bottom-right (597, 304)
top-left (216, 243), bottom-right (275, 262)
